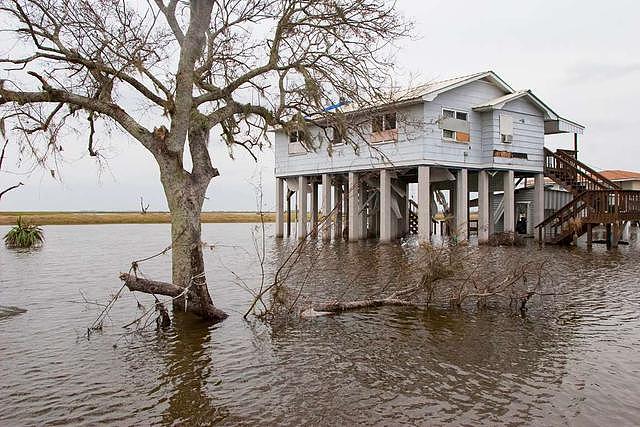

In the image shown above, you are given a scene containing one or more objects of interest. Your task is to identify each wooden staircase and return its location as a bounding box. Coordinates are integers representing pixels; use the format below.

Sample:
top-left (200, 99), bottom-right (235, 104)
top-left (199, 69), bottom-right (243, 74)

top-left (543, 148), bottom-right (620, 193)
top-left (537, 149), bottom-right (640, 244)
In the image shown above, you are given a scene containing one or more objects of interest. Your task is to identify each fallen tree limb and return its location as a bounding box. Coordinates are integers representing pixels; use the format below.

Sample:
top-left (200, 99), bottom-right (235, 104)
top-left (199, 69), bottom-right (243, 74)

top-left (119, 273), bottom-right (182, 297)
top-left (119, 273), bottom-right (227, 323)
top-left (304, 297), bottom-right (421, 317)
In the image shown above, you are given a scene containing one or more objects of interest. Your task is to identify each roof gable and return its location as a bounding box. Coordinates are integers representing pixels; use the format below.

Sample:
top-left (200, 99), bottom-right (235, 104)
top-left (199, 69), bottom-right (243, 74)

top-left (472, 90), bottom-right (558, 120)
top-left (406, 71), bottom-right (514, 102)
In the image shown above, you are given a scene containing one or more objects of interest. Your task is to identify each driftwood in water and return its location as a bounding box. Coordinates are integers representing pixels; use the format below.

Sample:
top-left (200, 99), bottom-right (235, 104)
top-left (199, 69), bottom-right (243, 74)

top-left (119, 273), bottom-right (228, 323)
top-left (302, 297), bottom-right (420, 317)
top-left (313, 298), bottom-right (418, 313)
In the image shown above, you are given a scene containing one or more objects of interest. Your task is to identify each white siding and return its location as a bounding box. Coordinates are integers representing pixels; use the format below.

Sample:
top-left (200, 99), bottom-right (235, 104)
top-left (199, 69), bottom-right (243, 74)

top-left (274, 79), bottom-right (548, 177)
top-left (485, 97), bottom-right (546, 172)
top-left (274, 103), bottom-right (426, 177)
top-left (421, 80), bottom-right (507, 169)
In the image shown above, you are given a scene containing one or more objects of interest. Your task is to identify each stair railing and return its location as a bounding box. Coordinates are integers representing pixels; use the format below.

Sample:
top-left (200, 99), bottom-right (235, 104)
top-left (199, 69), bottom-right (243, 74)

top-left (536, 189), bottom-right (640, 243)
top-left (544, 148), bottom-right (620, 193)
top-left (536, 191), bottom-right (589, 242)
top-left (554, 149), bottom-right (620, 190)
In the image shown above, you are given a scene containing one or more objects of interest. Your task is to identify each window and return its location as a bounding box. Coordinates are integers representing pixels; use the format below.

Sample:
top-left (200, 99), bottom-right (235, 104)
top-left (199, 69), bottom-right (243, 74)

top-left (370, 112), bottom-right (398, 143)
top-left (289, 130), bottom-right (304, 143)
top-left (331, 127), bottom-right (343, 145)
top-left (441, 108), bottom-right (469, 142)
top-left (443, 109), bottom-right (467, 121)
top-left (288, 130), bottom-right (307, 155)
top-left (372, 112), bottom-right (397, 133)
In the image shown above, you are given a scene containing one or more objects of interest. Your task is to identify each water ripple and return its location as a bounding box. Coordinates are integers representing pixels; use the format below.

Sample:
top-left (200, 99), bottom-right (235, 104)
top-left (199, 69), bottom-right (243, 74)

top-left (1, 224), bottom-right (640, 425)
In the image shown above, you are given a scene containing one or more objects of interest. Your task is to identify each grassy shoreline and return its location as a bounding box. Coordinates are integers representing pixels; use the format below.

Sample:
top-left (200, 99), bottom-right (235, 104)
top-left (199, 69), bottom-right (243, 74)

top-left (0, 211), bottom-right (276, 225)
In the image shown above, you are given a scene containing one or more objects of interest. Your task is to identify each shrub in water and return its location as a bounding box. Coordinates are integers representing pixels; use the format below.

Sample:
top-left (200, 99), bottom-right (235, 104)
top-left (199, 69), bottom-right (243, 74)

top-left (4, 217), bottom-right (44, 248)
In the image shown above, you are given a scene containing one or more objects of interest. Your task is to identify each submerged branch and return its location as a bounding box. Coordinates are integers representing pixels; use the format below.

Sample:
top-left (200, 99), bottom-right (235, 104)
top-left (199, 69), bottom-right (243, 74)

top-left (119, 273), bottom-right (183, 297)
top-left (307, 298), bottom-right (421, 317)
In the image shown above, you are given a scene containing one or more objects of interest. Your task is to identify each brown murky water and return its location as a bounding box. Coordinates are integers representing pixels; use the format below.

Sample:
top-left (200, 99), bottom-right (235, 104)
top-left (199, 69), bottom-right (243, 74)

top-left (1, 224), bottom-right (639, 426)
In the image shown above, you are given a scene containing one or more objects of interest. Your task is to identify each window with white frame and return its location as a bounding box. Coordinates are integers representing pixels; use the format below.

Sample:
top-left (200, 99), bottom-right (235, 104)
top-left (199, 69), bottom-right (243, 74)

top-left (441, 108), bottom-right (470, 142)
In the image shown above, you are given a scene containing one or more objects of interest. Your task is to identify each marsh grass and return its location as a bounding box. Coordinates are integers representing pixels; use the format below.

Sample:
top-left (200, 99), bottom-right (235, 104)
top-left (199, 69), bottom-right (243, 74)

top-left (0, 211), bottom-right (277, 225)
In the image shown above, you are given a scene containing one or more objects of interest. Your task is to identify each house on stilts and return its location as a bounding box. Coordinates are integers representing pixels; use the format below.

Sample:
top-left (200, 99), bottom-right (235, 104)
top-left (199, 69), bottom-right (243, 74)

top-left (272, 71), bottom-right (640, 247)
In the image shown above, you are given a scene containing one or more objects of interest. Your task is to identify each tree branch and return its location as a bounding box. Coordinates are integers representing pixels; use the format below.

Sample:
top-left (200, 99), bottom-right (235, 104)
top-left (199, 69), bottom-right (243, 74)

top-left (120, 273), bottom-right (183, 297)
top-left (166, 0), bottom-right (214, 153)
top-left (0, 51), bottom-right (171, 110)
top-left (0, 74), bottom-right (155, 150)
top-left (0, 139), bottom-right (8, 171)
top-left (0, 182), bottom-right (24, 201)
top-left (153, 0), bottom-right (184, 45)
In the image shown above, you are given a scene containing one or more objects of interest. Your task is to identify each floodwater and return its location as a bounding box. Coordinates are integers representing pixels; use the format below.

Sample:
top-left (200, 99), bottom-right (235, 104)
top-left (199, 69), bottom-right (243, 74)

top-left (1, 224), bottom-right (639, 426)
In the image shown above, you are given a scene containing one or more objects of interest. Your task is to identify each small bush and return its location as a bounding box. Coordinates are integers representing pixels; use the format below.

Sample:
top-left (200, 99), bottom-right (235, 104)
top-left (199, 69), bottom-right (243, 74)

top-left (4, 217), bottom-right (44, 248)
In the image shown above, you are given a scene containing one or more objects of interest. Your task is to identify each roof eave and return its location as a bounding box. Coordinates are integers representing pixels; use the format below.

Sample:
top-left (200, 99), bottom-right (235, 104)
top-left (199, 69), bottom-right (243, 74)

top-left (544, 116), bottom-right (585, 135)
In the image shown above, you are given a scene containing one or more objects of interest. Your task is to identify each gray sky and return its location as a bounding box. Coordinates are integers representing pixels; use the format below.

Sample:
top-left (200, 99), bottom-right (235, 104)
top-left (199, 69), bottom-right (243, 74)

top-left (1, 0), bottom-right (639, 212)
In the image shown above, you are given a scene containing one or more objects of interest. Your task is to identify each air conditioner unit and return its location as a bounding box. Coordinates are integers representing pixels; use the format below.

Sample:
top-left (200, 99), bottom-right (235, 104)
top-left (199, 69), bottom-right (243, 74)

top-left (501, 134), bottom-right (513, 143)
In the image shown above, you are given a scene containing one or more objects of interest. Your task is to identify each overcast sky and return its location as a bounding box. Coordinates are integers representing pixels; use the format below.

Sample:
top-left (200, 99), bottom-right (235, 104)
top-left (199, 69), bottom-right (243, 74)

top-left (1, 0), bottom-right (639, 212)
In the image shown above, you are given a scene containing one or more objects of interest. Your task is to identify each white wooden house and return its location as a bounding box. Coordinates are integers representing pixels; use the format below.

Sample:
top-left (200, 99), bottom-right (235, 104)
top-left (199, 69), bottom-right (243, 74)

top-left (273, 71), bottom-right (585, 243)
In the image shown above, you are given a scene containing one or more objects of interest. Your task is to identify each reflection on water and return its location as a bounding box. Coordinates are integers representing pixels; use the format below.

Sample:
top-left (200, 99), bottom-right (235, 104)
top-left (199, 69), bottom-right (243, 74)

top-left (1, 224), bottom-right (639, 425)
top-left (158, 315), bottom-right (229, 425)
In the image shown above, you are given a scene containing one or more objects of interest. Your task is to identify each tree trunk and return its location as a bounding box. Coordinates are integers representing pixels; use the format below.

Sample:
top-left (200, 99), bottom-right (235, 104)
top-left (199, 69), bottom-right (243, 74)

top-left (156, 152), bottom-right (227, 323)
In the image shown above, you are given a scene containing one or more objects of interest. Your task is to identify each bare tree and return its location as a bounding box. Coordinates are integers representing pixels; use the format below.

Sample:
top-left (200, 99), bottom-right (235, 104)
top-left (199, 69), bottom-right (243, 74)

top-left (140, 196), bottom-right (150, 214)
top-left (0, 0), bottom-right (411, 322)
top-left (0, 138), bottom-right (24, 202)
